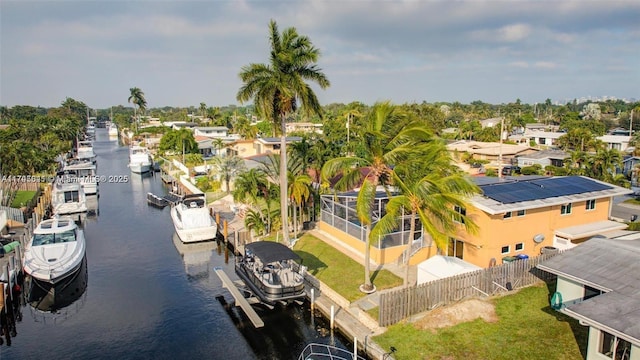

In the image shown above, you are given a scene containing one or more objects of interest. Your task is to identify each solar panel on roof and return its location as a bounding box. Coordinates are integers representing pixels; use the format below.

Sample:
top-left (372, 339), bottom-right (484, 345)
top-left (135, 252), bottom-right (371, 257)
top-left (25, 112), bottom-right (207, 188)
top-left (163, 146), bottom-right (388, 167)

top-left (480, 176), bottom-right (612, 204)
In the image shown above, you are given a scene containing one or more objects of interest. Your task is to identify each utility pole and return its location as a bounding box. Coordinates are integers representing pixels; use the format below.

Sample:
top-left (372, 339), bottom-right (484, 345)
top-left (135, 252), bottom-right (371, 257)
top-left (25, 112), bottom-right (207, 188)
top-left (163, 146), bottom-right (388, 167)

top-left (630, 109), bottom-right (634, 137)
top-left (498, 116), bottom-right (505, 179)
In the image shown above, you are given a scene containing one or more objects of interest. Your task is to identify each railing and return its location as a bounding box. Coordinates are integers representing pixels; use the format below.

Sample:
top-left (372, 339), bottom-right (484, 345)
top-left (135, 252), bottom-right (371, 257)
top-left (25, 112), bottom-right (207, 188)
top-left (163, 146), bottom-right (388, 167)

top-left (297, 343), bottom-right (367, 360)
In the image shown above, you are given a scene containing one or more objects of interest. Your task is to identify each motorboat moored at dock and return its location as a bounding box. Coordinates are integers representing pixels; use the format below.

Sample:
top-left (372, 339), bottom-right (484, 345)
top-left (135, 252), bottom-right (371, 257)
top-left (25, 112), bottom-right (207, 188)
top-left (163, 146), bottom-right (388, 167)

top-left (23, 216), bottom-right (86, 284)
top-left (170, 193), bottom-right (217, 243)
top-left (51, 178), bottom-right (88, 218)
top-left (128, 145), bottom-right (152, 174)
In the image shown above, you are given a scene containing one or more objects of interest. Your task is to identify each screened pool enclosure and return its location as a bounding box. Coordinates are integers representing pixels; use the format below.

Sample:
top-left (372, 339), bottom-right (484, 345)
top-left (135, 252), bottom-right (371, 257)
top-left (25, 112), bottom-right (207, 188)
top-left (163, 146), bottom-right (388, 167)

top-left (320, 191), bottom-right (430, 254)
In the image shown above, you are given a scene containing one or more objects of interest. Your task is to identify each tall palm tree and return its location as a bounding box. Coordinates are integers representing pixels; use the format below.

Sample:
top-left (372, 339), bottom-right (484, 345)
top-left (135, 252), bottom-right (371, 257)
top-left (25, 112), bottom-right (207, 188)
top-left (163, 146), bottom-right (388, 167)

top-left (128, 87), bottom-right (147, 131)
top-left (321, 101), bottom-right (434, 292)
top-left (370, 146), bottom-right (479, 287)
top-left (237, 19), bottom-right (330, 245)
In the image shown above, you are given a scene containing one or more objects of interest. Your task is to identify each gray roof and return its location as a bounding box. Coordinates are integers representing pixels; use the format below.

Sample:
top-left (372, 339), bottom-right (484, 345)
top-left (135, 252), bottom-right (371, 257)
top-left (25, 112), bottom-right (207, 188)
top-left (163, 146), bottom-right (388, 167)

top-left (537, 236), bottom-right (640, 344)
top-left (195, 126), bottom-right (229, 131)
top-left (516, 149), bottom-right (568, 160)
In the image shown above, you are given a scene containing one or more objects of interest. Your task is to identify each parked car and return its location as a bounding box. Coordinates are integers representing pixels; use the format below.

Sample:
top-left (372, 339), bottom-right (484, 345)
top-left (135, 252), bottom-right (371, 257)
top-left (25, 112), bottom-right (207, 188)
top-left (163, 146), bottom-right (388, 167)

top-left (501, 166), bottom-right (521, 176)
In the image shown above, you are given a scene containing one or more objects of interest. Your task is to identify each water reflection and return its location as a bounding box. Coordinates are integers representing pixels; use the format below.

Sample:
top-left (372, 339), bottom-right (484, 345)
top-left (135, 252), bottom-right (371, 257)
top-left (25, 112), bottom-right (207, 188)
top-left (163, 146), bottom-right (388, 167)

top-left (171, 233), bottom-right (218, 281)
top-left (25, 256), bottom-right (88, 316)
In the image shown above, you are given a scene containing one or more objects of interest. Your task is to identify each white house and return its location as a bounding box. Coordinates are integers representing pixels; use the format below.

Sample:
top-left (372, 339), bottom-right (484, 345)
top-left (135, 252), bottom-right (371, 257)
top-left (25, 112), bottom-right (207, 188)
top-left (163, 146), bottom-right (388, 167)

top-left (194, 126), bottom-right (230, 138)
top-left (537, 234), bottom-right (640, 360)
top-left (596, 135), bottom-right (632, 152)
top-left (523, 129), bottom-right (565, 147)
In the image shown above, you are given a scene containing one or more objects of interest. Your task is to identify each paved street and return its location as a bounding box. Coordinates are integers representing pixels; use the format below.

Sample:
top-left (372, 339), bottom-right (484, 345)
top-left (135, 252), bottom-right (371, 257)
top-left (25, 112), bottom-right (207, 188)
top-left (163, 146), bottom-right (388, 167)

top-left (611, 195), bottom-right (640, 222)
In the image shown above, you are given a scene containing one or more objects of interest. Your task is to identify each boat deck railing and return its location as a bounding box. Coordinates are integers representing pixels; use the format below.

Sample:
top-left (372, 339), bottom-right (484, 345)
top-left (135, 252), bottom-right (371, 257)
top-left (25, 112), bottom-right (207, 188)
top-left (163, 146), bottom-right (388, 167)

top-left (297, 343), bottom-right (366, 360)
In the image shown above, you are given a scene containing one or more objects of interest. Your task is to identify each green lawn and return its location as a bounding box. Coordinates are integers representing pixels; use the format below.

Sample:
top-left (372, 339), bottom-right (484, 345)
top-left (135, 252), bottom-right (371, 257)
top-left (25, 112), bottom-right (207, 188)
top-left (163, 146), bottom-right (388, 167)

top-left (624, 198), bottom-right (640, 206)
top-left (293, 233), bottom-right (403, 302)
top-left (10, 190), bottom-right (37, 208)
top-left (373, 283), bottom-right (588, 360)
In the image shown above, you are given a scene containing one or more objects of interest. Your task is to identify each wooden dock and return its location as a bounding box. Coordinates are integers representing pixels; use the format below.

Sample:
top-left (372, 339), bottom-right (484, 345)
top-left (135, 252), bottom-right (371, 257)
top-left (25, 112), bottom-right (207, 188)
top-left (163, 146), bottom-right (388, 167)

top-left (213, 267), bottom-right (264, 328)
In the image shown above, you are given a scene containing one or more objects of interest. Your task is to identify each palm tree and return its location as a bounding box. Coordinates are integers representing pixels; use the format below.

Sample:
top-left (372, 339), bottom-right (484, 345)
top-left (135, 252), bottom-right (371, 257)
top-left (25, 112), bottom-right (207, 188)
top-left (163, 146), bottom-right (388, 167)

top-left (199, 102), bottom-right (207, 119)
top-left (212, 155), bottom-right (245, 194)
top-left (232, 168), bottom-right (267, 207)
top-left (128, 87), bottom-right (147, 131)
top-left (212, 138), bottom-right (225, 157)
top-left (321, 101), bottom-right (434, 292)
top-left (288, 171), bottom-right (312, 239)
top-left (370, 147), bottom-right (479, 287)
top-left (237, 19), bottom-right (330, 245)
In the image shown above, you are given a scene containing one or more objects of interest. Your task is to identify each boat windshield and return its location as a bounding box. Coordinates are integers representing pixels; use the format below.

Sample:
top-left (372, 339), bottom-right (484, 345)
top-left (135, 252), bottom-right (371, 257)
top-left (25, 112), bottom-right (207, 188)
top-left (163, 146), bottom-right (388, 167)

top-left (33, 230), bottom-right (76, 246)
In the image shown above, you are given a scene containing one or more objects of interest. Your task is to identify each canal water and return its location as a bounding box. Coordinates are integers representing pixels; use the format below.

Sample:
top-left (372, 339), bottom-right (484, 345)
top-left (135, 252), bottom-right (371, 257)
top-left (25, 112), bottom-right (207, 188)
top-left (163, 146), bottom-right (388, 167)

top-left (1, 129), bottom-right (353, 359)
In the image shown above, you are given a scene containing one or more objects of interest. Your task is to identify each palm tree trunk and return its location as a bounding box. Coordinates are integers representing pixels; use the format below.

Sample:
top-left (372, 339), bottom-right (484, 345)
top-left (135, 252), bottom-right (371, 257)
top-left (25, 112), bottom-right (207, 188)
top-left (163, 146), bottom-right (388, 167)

top-left (404, 212), bottom-right (416, 287)
top-left (293, 201), bottom-right (297, 239)
top-left (364, 225), bottom-right (372, 289)
top-left (280, 114), bottom-right (290, 245)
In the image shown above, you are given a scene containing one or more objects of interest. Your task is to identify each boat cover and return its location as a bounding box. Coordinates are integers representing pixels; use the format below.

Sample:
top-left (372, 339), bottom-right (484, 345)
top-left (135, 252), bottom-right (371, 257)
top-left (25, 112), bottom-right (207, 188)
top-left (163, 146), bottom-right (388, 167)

top-left (245, 241), bottom-right (300, 264)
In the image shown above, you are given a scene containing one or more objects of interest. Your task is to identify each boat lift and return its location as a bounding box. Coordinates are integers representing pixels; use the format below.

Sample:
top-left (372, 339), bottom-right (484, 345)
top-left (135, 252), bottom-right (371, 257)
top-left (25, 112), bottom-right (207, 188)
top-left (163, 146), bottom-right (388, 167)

top-left (213, 267), bottom-right (264, 328)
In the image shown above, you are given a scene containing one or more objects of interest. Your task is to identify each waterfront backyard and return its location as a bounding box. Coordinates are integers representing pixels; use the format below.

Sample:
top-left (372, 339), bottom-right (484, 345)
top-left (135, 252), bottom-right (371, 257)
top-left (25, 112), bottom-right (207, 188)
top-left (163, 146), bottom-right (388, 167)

top-left (291, 233), bottom-right (588, 360)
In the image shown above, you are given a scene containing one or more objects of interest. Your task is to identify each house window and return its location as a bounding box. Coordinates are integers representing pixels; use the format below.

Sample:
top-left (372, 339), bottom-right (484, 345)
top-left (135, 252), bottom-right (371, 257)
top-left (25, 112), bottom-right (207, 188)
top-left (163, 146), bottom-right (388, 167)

top-left (586, 199), bottom-right (596, 211)
top-left (515, 243), bottom-right (524, 251)
top-left (447, 238), bottom-right (464, 259)
top-left (501, 245), bottom-right (510, 254)
top-left (539, 138), bottom-right (546, 145)
top-left (454, 206), bottom-right (466, 224)
top-left (599, 330), bottom-right (632, 359)
top-left (503, 211), bottom-right (512, 219)
top-left (517, 209), bottom-right (526, 217)
top-left (561, 203), bottom-right (572, 215)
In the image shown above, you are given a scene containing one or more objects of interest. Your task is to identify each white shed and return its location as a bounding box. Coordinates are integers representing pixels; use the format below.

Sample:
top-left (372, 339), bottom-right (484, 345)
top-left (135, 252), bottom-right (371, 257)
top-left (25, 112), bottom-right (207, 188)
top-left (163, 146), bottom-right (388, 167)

top-left (417, 255), bottom-right (482, 285)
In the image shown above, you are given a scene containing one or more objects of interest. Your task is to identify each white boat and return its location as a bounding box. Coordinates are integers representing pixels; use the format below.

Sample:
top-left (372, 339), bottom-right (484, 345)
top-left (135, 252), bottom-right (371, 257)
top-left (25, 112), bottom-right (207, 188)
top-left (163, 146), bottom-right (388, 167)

top-left (51, 178), bottom-right (88, 216)
top-left (76, 140), bottom-right (96, 164)
top-left (170, 193), bottom-right (217, 243)
top-left (23, 216), bottom-right (86, 284)
top-left (128, 145), bottom-right (152, 174)
top-left (108, 123), bottom-right (118, 137)
top-left (62, 160), bottom-right (98, 195)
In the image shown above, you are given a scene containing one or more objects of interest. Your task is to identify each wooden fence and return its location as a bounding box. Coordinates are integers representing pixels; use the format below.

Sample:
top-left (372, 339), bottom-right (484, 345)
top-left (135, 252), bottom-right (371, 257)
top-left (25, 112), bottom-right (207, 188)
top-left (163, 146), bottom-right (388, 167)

top-left (378, 253), bottom-right (559, 326)
top-left (0, 206), bottom-right (25, 224)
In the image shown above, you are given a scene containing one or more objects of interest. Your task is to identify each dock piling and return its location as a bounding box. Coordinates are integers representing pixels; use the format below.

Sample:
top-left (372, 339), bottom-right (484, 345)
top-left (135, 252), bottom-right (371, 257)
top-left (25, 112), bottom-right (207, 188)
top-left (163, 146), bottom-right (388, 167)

top-left (330, 305), bottom-right (335, 329)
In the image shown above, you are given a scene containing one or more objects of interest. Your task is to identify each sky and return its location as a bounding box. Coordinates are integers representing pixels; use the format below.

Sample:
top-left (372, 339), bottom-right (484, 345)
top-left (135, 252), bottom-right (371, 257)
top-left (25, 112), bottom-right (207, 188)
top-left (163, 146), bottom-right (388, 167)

top-left (1, 1), bottom-right (639, 109)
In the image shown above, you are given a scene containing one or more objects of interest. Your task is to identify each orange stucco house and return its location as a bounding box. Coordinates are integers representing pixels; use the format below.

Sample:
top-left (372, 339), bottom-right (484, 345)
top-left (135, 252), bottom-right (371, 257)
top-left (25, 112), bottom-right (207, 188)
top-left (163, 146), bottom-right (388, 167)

top-left (318, 175), bottom-right (633, 269)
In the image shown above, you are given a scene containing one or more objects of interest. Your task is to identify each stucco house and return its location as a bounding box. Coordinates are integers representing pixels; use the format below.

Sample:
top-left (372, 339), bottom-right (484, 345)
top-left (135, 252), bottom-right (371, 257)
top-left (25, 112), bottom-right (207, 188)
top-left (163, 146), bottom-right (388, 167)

top-left (597, 135), bottom-right (632, 152)
top-left (318, 175), bottom-right (632, 269)
top-left (194, 126), bottom-right (230, 138)
top-left (537, 235), bottom-right (640, 360)
top-left (523, 129), bottom-right (565, 147)
top-left (447, 140), bottom-right (536, 168)
top-left (226, 137), bottom-right (302, 158)
top-left (516, 149), bottom-right (568, 168)
top-left (285, 122), bottom-right (323, 134)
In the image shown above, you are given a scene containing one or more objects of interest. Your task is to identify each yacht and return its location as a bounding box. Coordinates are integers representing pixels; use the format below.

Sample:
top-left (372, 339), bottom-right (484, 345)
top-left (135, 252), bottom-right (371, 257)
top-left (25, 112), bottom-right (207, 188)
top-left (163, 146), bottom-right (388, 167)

top-left (62, 159), bottom-right (98, 195)
top-left (234, 241), bottom-right (306, 305)
top-left (108, 123), bottom-right (118, 137)
top-left (51, 177), bottom-right (88, 216)
top-left (76, 140), bottom-right (96, 164)
top-left (26, 255), bottom-right (88, 313)
top-left (170, 193), bottom-right (217, 243)
top-left (23, 216), bottom-right (86, 284)
top-left (128, 145), bottom-right (152, 174)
